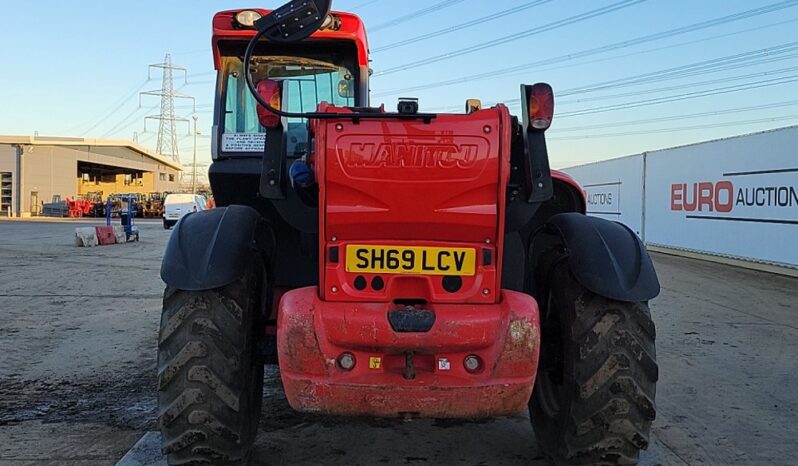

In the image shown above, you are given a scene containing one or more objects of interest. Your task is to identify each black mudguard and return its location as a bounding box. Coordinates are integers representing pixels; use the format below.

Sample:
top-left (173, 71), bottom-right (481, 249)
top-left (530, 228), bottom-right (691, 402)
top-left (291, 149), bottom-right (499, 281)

top-left (543, 213), bottom-right (660, 302)
top-left (160, 205), bottom-right (266, 291)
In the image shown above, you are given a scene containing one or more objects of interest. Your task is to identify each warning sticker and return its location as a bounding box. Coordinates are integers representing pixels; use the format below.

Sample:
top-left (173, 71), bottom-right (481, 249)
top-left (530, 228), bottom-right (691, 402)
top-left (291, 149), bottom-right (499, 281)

top-left (437, 358), bottom-right (451, 371)
top-left (368, 357), bottom-right (382, 369)
top-left (221, 133), bottom-right (266, 152)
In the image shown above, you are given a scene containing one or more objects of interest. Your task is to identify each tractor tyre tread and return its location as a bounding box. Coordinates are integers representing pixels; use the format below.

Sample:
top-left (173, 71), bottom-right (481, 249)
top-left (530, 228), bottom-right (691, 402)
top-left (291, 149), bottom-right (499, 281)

top-left (157, 264), bottom-right (264, 466)
top-left (531, 260), bottom-right (657, 466)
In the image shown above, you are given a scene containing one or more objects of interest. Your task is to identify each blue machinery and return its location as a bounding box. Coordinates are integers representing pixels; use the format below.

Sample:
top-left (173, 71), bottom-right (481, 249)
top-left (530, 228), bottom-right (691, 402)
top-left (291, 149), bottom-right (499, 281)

top-left (105, 195), bottom-right (140, 242)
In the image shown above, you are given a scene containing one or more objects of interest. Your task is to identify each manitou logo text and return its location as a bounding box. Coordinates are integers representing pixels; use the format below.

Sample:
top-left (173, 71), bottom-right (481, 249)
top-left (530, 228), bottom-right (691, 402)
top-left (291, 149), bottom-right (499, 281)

top-left (671, 181), bottom-right (798, 212)
top-left (343, 142), bottom-right (480, 169)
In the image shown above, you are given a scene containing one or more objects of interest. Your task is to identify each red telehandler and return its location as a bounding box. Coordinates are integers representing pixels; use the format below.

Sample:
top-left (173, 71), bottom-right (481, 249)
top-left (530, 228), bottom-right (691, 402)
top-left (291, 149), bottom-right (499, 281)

top-left (158, 2), bottom-right (660, 464)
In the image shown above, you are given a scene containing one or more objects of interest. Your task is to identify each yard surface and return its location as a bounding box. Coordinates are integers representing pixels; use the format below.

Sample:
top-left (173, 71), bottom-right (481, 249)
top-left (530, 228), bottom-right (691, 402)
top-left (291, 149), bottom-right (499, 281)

top-left (0, 220), bottom-right (796, 465)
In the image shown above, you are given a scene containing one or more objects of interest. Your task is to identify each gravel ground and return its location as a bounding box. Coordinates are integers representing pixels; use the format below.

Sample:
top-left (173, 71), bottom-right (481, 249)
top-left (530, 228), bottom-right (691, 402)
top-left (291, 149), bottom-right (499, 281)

top-left (0, 219), bottom-right (796, 465)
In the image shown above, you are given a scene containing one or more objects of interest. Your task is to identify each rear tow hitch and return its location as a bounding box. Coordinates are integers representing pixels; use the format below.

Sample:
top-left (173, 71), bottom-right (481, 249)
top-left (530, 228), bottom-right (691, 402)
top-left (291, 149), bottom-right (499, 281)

top-left (403, 351), bottom-right (416, 380)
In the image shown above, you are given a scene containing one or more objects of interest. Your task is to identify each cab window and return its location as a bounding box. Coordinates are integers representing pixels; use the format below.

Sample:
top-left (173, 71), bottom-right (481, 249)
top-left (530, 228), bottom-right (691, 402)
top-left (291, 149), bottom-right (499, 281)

top-left (222, 56), bottom-right (355, 134)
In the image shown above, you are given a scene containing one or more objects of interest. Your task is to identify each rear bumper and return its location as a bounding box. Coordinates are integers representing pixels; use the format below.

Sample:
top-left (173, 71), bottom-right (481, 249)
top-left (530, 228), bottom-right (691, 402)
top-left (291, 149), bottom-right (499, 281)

top-left (277, 288), bottom-right (540, 418)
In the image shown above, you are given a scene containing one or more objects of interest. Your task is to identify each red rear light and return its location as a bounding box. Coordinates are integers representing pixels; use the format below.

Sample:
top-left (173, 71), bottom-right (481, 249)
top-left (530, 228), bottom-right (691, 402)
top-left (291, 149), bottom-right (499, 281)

top-left (522, 83), bottom-right (554, 131)
top-left (256, 79), bottom-right (282, 128)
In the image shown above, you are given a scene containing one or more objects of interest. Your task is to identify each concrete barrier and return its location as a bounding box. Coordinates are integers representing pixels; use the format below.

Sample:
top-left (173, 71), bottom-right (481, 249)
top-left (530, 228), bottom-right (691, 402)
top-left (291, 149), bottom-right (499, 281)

top-left (74, 227), bottom-right (98, 247)
top-left (75, 225), bottom-right (138, 247)
top-left (113, 226), bottom-right (127, 244)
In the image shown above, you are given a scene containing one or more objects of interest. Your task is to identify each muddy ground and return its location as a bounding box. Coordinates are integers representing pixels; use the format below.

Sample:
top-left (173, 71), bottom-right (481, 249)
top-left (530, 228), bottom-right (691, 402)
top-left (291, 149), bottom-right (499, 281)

top-left (0, 219), bottom-right (796, 465)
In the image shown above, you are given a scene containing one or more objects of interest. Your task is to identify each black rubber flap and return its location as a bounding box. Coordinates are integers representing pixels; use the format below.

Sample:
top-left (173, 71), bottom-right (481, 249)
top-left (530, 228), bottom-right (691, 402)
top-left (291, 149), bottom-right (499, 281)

top-left (546, 212), bottom-right (660, 302)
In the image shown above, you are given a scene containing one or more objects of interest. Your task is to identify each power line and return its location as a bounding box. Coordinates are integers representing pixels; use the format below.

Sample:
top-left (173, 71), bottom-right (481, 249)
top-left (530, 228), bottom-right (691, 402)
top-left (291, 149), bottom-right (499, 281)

top-left (504, 48), bottom-right (798, 107)
top-left (555, 64), bottom-right (798, 107)
top-left (76, 78), bottom-right (150, 136)
top-left (373, 0), bottom-right (798, 96)
top-left (186, 71), bottom-right (215, 79)
top-left (350, 0), bottom-right (381, 12)
top-left (372, 0), bottom-right (552, 53)
top-left (137, 132), bottom-right (156, 142)
top-left (421, 54), bottom-right (798, 122)
top-left (172, 49), bottom-right (208, 57)
top-left (94, 82), bottom-right (190, 140)
top-left (556, 42), bottom-right (798, 98)
top-left (112, 111), bottom-right (158, 140)
top-left (370, 0), bottom-right (467, 33)
top-left (556, 74), bottom-right (798, 118)
top-left (475, 42), bottom-right (798, 111)
top-left (100, 105), bottom-right (157, 139)
top-left (490, 22), bottom-right (798, 101)
top-left (549, 99), bottom-right (798, 133)
top-left (428, 16), bottom-right (798, 108)
top-left (548, 115), bottom-right (798, 140)
top-left (375, 0), bottom-right (648, 76)
top-left (176, 103), bottom-right (213, 110)
top-left (183, 80), bottom-right (216, 87)
top-left (422, 38), bottom-right (798, 113)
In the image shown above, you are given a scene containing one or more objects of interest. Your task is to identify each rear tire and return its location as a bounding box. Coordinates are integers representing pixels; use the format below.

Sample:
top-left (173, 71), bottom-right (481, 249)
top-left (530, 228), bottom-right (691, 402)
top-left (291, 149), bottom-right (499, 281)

top-left (157, 263), bottom-right (265, 465)
top-left (530, 255), bottom-right (658, 465)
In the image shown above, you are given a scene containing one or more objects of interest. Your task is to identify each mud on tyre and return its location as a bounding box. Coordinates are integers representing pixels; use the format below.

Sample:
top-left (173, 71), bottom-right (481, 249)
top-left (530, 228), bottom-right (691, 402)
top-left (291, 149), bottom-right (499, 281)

top-left (157, 262), bottom-right (265, 465)
top-left (530, 254), bottom-right (658, 465)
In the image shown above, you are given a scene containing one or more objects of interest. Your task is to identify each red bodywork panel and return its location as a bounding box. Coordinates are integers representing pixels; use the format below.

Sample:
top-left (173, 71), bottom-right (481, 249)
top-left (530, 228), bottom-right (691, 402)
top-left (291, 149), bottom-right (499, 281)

top-left (278, 287), bottom-right (540, 417)
top-left (211, 9), bottom-right (370, 69)
top-left (314, 104), bottom-right (513, 304)
top-left (273, 104), bottom-right (542, 417)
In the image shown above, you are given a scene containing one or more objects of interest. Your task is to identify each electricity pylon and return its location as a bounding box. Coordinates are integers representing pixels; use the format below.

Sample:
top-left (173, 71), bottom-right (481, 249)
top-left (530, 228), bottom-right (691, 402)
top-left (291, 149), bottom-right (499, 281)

top-left (140, 54), bottom-right (195, 162)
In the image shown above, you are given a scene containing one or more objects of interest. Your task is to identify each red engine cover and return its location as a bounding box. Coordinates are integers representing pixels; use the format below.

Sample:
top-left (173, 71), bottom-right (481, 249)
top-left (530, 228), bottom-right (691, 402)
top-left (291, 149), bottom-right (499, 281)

top-left (314, 105), bottom-right (512, 303)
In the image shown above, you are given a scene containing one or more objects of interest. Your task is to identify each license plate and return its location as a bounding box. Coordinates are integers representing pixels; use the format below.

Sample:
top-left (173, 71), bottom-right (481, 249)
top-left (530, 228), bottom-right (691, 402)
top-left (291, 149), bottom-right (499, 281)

top-left (169, 214), bottom-right (179, 218)
top-left (345, 245), bottom-right (476, 276)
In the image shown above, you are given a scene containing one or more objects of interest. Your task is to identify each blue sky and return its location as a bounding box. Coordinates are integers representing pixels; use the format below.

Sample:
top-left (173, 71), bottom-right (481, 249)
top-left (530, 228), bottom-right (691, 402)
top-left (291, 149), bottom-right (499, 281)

top-left (1, 0), bottom-right (797, 173)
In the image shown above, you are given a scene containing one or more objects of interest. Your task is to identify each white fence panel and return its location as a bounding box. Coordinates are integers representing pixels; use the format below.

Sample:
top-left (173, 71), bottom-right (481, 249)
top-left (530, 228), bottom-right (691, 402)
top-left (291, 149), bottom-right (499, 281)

top-left (562, 155), bottom-right (645, 237)
top-left (644, 127), bottom-right (798, 267)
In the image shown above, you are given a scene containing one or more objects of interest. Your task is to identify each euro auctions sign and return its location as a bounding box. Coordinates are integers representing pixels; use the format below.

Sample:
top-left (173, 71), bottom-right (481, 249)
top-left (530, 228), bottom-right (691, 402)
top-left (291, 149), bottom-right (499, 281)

top-left (670, 175), bottom-right (798, 222)
top-left (646, 126), bottom-right (798, 267)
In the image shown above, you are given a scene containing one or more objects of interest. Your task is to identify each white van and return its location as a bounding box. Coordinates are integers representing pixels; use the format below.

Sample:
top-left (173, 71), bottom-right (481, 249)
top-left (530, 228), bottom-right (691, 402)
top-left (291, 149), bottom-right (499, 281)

top-left (163, 194), bottom-right (207, 229)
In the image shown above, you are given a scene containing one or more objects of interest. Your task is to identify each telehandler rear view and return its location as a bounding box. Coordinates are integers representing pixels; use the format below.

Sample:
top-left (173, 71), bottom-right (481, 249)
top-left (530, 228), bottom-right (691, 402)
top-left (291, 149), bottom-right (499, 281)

top-left (158, 1), bottom-right (660, 464)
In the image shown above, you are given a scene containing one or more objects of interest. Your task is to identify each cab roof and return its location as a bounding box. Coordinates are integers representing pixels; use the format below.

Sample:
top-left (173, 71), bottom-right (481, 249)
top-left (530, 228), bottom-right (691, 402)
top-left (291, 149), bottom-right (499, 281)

top-left (211, 9), bottom-right (369, 70)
